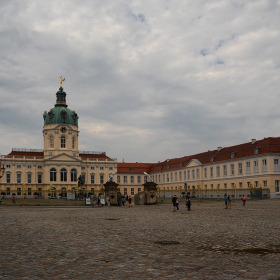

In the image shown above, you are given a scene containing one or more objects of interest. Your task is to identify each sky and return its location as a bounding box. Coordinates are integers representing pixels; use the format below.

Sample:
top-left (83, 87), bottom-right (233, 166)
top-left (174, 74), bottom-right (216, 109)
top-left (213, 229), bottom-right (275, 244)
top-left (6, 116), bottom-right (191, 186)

top-left (0, 0), bottom-right (280, 163)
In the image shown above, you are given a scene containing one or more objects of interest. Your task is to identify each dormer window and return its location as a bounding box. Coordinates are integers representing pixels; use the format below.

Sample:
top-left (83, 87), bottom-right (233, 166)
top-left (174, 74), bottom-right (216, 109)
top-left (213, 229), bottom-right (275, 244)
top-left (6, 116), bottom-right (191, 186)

top-left (231, 152), bottom-right (236, 159)
top-left (254, 147), bottom-right (260, 155)
top-left (211, 156), bottom-right (215, 162)
top-left (167, 165), bottom-right (170, 169)
top-left (130, 168), bottom-right (134, 172)
top-left (180, 162), bottom-right (183, 167)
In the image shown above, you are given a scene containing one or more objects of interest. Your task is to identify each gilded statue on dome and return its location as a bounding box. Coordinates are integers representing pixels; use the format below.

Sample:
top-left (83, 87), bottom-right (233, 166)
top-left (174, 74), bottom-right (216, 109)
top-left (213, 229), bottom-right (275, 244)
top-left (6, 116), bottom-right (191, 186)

top-left (59, 76), bottom-right (65, 88)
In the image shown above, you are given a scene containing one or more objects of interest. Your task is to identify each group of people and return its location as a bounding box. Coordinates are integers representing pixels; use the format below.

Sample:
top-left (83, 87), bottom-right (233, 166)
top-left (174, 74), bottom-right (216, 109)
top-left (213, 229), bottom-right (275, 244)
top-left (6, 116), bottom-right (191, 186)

top-left (172, 195), bottom-right (191, 211)
top-left (224, 193), bottom-right (247, 208)
top-left (117, 194), bottom-right (132, 207)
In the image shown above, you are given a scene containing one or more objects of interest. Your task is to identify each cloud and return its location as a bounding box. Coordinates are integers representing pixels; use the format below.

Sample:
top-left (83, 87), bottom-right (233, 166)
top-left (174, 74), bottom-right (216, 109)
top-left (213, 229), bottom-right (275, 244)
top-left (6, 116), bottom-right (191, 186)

top-left (0, 0), bottom-right (280, 162)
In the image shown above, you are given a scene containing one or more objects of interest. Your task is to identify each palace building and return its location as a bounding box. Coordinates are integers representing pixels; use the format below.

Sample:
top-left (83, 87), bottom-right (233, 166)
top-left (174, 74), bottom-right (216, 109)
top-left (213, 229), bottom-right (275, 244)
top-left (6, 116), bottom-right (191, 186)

top-left (1, 82), bottom-right (280, 199)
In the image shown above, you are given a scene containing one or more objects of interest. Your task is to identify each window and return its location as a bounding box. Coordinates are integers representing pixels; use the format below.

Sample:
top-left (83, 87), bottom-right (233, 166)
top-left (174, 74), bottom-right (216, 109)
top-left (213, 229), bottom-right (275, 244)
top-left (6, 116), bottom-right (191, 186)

top-left (158, 175), bottom-right (160, 183)
top-left (6, 188), bottom-right (10, 195)
top-left (124, 188), bottom-right (127, 195)
top-left (210, 167), bottom-right (213, 178)
top-left (247, 182), bottom-right (251, 188)
top-left (262, 159), bottom-right (267, 172)
top-left (204, 168), bottom-right (207, 178)
top-left (27, 173), bottom-right (32, 184)
top-left (28, 188), bottom-right (32, 195)
top-left (72, 137), bottom-right (75, 149)
top-left (49, 152), bottom-right (52, 156)
top-left (17, 188), bottom-right (21, 195)
top-left (171, 173), bottom-right (173, 182)
top-left (38, 165), bottom-right (42, 169)
top-left (27, 165), bottom-right (32, 169)
top-left (196, 169), bottom-right (200, 179)
top-left (230, 164), bottom-right (234, 176)
top-left (100, 167), bottom-right (104, 170)
top-left (50, 136), bottom-right (54, 148)
top-left (179, 172), bottom-right (182, 181)
top-left (90, 166), bottom-right (95, 170)
top-left (38, 174), bottom-right (42, 184)
top-left (231, 183), bottom-right (234, 188)
top-left (137, 176), bottom-right (141, 184)
top-left (38, 188), bottom-right (43, 198)
top-left (275, 180), bottom-right (279, 192)
top-left (17, 165), bottom-right (21, 169)
top-left (61, 168), bottom-right (67, 181)
top-left (130, 168), bottom-right (134, 172)
top-left (117, 176), bottom-right (120, 183)
top-left (124, 176), bottom-right (127, 183)
top-left (187, 170), bottom-right (190, 180)
top-left (91, 174), bottom-right (95, 184)
top-left (166, 174), bottom-right (169, 182)
top-left (16, 173), bottom-right (21, 184)
top-left (81, 166), bottom-right (85, 170)
top-left (223, 165), bottom-right (227, 176)
top-left (239, 182), bottom-right (242, 188)
top-left (254, 160), bottom-right (258, 173)
top-left (131, 176), bottom-right (134, 184)
top-left (109, 167), bottom-right (113, 170)
top-left (216, 166), bottom-right (220, 177)
top-left (50, 168), bottom-right (57, 181)
top-left (184, 171), bottom-right (186, 180)
top-left (71, 168), bottom-right (77, 182)
top-left (100, 174), bottom-right (104, 184)
top-left (238, 163), bottom-right (242, 175)
top-left (274, 159), bottom-right (280, 171)
top-left (138, 188), bottom-right (141, 193)
top-left (192, 170), bottom-right (195, 179)
top-left (246, 162), bottom-right (250, 174)
top-left (224, 183), bottom-right (227, 189)
top-left (6, 164), bottom-right (11, 168)
top-left (263, 181), bottom-right (267, 188)
top-left (175, 173), bottom-right (177, 181)
top-left (255, 181), bottom-right (259, 188)
top-left (6, 173), bottom-right (11, 183)
top-left (163, 174), bottom-right (165, 182)
top-left (61, 136), bottom-right (66, 148)
top-left (131, 188), bottom-right (134, 195)
top-left (254, 148), bottom-right (259, 154)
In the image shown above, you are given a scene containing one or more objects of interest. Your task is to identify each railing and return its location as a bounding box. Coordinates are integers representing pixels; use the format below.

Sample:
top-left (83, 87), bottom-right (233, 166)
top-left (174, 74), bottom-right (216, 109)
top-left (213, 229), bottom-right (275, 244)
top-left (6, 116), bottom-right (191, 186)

top-left (12, 148), bottom-right (44, 153)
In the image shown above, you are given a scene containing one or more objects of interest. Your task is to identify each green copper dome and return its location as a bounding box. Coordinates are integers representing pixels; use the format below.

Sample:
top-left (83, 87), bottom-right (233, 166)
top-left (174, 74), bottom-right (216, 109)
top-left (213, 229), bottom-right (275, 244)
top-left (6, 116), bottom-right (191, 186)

top-left (43, 87), bottom-right (79, 126)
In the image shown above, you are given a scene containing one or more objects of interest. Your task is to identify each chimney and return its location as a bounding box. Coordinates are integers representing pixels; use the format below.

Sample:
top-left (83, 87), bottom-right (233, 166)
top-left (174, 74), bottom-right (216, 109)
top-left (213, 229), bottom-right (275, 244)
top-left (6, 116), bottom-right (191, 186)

top-left (217, 147), bottom-right (222, 151)
top-left (251, 139), bottom-right (256, 144)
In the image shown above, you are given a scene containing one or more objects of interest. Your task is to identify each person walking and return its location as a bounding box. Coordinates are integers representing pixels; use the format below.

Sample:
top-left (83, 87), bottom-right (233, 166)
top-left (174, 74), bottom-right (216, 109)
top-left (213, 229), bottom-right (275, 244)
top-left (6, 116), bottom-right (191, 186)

top-left (186, 196), bottom-right (191, 211)
top-left (121, 196), bottom-right (126, 207)
top-left (176, 197), bottom-right (179, 211)
top-left (241, 195), bottom-right (246, 206)
top-left (228, 194), bottom-right (232, 209)
top-left (224, 194), bottom-right (228, 209)
top-left (12, 196), bottom-right (16, 204)
top-left (128, 196), bottom-right (132, 208)
top-left (172, 195), bottom-right (177, 212)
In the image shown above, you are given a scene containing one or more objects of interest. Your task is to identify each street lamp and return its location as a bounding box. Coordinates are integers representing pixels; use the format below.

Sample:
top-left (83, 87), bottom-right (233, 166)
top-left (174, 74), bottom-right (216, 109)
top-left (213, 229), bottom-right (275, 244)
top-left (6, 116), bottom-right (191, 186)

top-left (0, 164), bottom-right (6, 179)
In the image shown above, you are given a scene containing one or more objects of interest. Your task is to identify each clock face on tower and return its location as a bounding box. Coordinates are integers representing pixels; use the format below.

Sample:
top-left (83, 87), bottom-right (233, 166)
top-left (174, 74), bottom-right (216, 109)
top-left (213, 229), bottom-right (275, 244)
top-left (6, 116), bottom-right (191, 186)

top-left (60, 126), bottom-right (67, 133)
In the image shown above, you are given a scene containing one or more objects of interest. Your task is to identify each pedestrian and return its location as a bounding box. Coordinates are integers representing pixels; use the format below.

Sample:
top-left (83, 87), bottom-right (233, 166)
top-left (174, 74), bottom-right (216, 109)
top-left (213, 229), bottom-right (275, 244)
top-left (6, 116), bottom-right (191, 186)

top-left (122, 196), bottom-right (126, 207)
top-left (126, 195), bottom-right (129, 205)
top-left (128, 196), bottom-right (132, 208)
top-left (172, 195), bottom-right (177, 212)
top-left (228, 194), bottom-right (232, 209)
top-left (241, 194), bottom-right (246, 206)
top-left (106, 196), bottom-right (110, 206)
top-left (186, 196), bottom-right (191, 211)
top-left (117, 194), bottom-right (121, 206)
top-left (12, 196), bottom-right (16, 204)
top-left (97, 195), bottom-right (101, 207)
top-left (176, 197), bottom-right (179, 211)
top-left (224, 194), bottom-right (228, 209)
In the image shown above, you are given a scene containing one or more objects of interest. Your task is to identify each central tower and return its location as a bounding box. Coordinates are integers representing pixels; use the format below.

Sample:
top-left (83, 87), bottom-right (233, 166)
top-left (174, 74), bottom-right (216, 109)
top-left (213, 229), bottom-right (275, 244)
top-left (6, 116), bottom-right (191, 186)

top-left (42, 78), bottom-right (79, 158)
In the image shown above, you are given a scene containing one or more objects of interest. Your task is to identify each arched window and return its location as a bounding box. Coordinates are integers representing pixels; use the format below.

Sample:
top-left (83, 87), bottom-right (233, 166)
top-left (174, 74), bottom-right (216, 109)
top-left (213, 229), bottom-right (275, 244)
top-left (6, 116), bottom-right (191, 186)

top-left (61, 136), bottom-right (66, 148)
top-left (72, 137), bottom-right (75, 149)
top-left (50, 168), bottom-right (56, 181)
top-left (50, 136), bottom-right (54, 148)
top-left (60, 187), bottom-right (67, 198)
top-left (71, 168), bottom-right (77, 182)
top-left (51, 187), bottom-right (57, 198)
top-left (61, 168), bottom-right (67, 181)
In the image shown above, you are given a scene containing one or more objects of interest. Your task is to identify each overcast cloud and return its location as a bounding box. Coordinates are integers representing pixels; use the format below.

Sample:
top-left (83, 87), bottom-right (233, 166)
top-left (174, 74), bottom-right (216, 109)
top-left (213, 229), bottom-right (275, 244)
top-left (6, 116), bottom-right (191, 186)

top-left (0, 0), bottom-right (280, 162)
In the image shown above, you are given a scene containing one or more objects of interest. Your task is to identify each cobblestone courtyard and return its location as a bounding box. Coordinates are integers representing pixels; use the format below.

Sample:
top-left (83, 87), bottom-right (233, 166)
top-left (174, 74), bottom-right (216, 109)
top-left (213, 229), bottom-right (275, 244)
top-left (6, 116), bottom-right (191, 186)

top-left (0, 199), bottom-right (279, 280)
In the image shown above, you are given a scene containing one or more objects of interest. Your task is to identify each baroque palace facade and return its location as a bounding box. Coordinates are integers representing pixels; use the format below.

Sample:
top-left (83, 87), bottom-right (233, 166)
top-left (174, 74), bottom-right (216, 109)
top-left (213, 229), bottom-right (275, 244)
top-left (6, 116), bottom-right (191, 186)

top-left (1, 82), bottom-right (280, 199)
